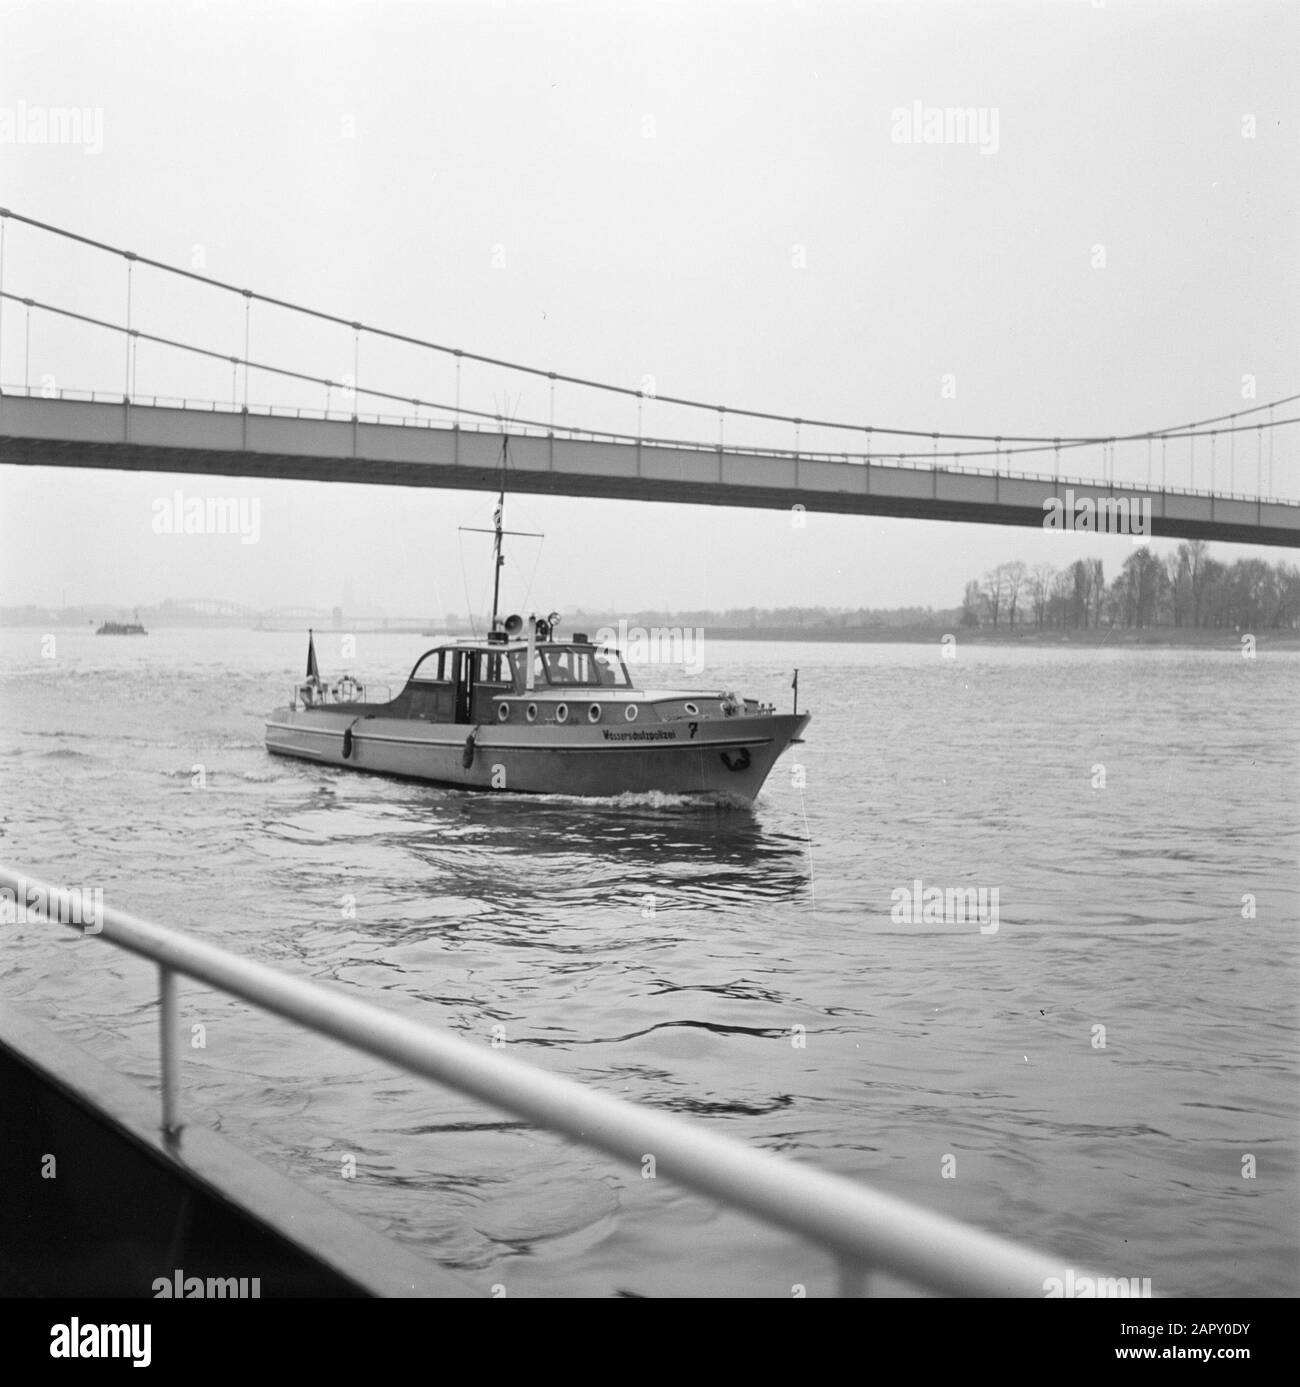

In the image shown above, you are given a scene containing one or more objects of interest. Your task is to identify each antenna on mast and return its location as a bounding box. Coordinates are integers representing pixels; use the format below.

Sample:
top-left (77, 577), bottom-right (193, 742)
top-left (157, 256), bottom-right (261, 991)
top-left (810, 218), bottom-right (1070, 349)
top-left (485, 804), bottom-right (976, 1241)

top-left (459, 415), bottom-right (540, 632)
top-left (490, 436), bottom-right (508, 630)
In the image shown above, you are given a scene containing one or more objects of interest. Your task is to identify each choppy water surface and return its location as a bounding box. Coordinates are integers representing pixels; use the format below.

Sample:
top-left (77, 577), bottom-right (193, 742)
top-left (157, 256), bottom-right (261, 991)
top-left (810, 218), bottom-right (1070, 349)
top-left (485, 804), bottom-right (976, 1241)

top-left (1, 628), bottom-right (1296, 1296)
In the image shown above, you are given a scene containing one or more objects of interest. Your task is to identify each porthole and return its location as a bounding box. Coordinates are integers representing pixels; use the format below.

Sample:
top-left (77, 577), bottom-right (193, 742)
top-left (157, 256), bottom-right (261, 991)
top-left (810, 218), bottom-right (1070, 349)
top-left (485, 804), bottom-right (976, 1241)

top-left (684, 701), bottom-right (700, 716)
top-left (556, 703), bottom-right (569, 724)
top-left (624, 704), bottom-right (639, 723)
top-left (497, 703), bottom-right (510, 723)
top-left (526, 703), bottom-right (538, 723)
top-left (587, 703), bottom-right (602, 723)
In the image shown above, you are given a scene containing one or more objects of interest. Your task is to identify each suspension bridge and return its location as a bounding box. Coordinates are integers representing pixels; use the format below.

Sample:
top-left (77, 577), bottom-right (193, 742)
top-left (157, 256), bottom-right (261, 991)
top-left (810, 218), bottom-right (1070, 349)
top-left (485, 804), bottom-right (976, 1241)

top-left (1, 209), bottom-right (1297, 548)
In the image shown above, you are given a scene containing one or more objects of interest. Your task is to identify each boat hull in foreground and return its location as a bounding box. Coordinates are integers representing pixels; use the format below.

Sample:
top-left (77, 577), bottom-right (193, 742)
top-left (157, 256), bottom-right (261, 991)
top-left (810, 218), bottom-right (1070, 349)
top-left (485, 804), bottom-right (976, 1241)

top-left (265, 707), bottom-right (810, 801)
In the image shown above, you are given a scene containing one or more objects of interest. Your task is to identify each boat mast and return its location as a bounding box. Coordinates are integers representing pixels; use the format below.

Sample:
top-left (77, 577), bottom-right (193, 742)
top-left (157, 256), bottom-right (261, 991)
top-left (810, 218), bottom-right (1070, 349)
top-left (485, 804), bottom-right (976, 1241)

top-left (490, 485), bottom-right (505, 630)
top-left (460, 435), bottom-right (540, 634)
top-left (490, 436), bottom-right (508, 630)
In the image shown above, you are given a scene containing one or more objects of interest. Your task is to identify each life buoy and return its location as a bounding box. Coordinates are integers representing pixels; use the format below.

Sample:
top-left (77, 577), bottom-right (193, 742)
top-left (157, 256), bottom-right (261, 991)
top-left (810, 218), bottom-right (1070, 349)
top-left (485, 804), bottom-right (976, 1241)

top-left (337, 675), bottom-right (360, 703)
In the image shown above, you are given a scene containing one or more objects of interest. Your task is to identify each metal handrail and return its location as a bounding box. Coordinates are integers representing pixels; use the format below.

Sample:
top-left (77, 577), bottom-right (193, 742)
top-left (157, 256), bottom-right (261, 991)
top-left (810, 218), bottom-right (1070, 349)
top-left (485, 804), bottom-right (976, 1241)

top-left (0, 864), bottom-right (1094, 1297)
top-left (287, 681), bottom-right (393, 710)
top-left (1, 384), bottom-right (1294, 505)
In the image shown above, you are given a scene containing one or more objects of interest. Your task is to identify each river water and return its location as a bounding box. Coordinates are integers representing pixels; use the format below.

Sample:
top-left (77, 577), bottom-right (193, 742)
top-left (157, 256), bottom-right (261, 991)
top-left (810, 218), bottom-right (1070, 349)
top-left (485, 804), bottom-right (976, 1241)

top-left (1, 628), bottom-right (1296, 1296)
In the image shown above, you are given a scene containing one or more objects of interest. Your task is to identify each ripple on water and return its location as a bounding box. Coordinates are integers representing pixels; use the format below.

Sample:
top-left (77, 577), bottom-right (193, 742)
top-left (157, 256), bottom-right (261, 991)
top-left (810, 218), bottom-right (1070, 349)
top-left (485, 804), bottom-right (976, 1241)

top-left (0, 633), bottom-right (1296, 1295)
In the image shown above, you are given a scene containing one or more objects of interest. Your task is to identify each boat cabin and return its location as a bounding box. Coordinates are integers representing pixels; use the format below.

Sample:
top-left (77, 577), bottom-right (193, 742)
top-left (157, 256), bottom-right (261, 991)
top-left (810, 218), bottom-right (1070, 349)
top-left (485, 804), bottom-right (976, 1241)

top-left (290, 624), bottom-right (763, 729)
top-left (384, 634), bottom-right (633, 725)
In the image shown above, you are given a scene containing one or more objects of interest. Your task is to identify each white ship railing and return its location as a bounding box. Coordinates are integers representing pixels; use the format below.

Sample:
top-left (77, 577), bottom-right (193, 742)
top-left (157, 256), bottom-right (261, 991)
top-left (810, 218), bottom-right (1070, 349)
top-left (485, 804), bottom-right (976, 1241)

top-left (0, 864), bottom-right (1093, 1297)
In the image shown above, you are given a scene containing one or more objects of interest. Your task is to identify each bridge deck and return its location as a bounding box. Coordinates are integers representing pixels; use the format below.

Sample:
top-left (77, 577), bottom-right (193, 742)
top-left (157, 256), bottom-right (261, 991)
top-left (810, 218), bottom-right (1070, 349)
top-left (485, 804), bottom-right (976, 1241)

top-left (3, 395), bottom-right (1297, 547)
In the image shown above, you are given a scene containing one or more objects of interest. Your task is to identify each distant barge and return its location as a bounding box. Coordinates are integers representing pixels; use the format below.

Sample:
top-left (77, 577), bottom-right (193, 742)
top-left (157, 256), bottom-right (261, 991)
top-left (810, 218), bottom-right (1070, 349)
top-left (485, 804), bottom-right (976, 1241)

top-left (95, 620), bottom-right (147, 635)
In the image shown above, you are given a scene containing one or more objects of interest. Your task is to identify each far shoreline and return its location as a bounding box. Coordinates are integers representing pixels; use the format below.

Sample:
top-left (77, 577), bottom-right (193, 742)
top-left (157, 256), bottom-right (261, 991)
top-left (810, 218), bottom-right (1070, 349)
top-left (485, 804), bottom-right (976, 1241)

top-left (698, 625), bottom-right (1300, 649)
top-left (3, 623), bottom-right (1297, 651)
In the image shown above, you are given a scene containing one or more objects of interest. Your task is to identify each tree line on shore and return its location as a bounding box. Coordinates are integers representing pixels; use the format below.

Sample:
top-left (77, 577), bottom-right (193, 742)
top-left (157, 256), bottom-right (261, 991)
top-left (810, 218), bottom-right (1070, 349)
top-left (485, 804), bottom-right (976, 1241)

top-left (13, 546), bottom-right (1292, 635)
top-left (961, 543), bottom-right (1300, 631)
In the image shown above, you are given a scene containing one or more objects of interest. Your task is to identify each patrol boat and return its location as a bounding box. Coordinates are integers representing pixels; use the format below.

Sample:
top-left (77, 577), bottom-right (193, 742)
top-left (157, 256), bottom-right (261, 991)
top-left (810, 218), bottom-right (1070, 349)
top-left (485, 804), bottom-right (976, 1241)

top-left (264, 497), bottom-right (809, 801)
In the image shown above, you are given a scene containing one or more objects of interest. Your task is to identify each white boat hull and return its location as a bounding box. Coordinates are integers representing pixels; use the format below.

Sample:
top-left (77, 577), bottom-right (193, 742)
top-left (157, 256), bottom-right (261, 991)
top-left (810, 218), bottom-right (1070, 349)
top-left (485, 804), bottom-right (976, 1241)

top-left (265, 707), bottom-right (810, 801)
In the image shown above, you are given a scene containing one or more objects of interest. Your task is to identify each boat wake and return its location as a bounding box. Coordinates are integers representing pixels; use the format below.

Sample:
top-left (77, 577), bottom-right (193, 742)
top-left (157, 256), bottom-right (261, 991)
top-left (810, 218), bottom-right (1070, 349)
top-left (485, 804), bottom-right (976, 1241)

top-left (510, 788), bottom-right (757, 812)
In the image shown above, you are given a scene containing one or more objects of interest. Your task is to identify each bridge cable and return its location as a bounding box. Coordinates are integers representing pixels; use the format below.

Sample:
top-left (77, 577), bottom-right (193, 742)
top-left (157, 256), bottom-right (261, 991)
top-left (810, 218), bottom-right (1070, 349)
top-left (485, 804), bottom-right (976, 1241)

top-left (4, 207), bottom-right (1298, 449)
top-left (4, 288), bottom-right (1298, 473)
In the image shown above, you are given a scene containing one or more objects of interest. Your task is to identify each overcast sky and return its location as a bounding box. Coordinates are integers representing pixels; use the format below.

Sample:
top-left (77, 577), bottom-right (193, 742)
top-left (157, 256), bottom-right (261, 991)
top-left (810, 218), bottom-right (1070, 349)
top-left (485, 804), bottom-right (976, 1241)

top-left (1, 0), bottom-right (1296, 618)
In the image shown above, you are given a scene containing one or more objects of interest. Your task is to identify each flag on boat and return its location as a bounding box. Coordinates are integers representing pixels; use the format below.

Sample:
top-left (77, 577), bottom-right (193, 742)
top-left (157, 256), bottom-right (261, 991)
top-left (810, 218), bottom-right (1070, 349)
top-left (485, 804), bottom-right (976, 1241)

top-left (306, 630), bottom-right (320, 682)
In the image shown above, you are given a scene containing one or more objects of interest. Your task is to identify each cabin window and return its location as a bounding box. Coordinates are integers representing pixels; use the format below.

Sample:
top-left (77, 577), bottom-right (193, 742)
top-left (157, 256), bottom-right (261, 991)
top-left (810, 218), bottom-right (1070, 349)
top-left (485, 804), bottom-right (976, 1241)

top-left (593, 650), bottom-right (630, 688)
top-left (542, 649), bottom-right (576, 685)
top-left (475, 651), bottom-right (512, 683)
top-left (503, 646), bottom-right (631, 689)
top-left (533, 647), bottom-right (631, 688)
top-left (410, 650), bottom-right (449, 682)
top-left (506, 650), bottom-right (542, 690)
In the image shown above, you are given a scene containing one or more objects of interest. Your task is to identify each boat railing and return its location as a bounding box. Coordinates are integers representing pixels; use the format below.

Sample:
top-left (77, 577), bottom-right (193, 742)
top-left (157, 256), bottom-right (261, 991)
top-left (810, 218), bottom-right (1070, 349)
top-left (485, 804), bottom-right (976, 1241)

top-left (0, 864), bottom-right (1098, 1298)
top-left (290, 680), bottom-right (392, 711)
